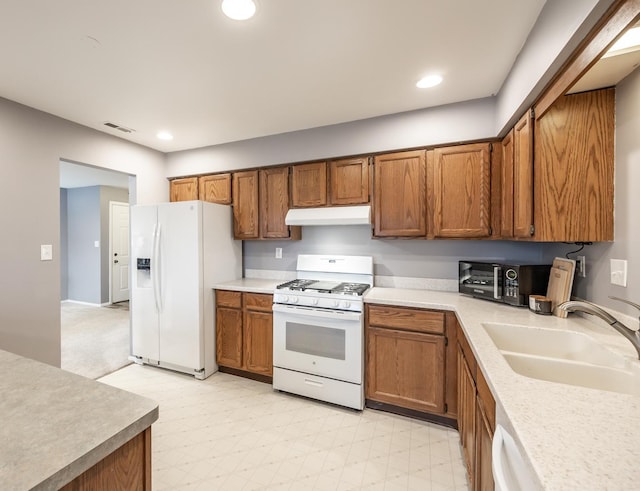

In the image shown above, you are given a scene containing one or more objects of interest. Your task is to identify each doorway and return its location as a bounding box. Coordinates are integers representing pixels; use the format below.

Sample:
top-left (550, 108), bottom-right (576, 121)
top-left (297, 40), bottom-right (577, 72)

top-left (60, 160), bottom-right (136, 378)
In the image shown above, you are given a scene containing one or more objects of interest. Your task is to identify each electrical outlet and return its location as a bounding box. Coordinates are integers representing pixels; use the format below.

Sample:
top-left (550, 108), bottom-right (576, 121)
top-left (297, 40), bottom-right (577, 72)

top-left (577, 255), bottom-right (586, 277)
top-left (275, 247), bottom-right (282, 259)
top-left (40, 244), bottom-right (53, 261)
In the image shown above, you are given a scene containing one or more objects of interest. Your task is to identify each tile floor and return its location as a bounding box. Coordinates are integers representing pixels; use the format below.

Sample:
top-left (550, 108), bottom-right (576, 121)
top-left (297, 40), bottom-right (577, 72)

top-left (100, 365), bottom-right (469, 490)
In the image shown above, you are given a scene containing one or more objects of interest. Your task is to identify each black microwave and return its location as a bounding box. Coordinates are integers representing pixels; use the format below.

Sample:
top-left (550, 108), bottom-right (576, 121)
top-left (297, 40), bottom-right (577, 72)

top-left (458, 261), bottom-right (552, 306)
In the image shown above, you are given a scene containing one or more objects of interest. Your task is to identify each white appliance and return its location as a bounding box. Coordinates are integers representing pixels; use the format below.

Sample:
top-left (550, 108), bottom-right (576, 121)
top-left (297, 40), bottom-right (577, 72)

top-left (130, 200), bottom-right (241, 379)
top-left (272, 254), bottom-right (373, 410)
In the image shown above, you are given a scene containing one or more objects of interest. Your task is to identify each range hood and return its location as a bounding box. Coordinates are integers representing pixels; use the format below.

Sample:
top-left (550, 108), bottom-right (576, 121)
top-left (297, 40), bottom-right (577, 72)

top-left (285, 205), bottom-right (371, 226)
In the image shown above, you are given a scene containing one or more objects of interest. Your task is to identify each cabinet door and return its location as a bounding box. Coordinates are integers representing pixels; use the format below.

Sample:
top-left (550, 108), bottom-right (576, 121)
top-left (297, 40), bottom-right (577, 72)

top-left (244, 310), bottom-right (273, 376)
top-left (366, 327), bottom-right (445, 413)
top-left (431, 143), bottom-right (492, 238)
top-left (457, 347), bottom-right (476, 489)
top-left (170, 177), bottom-right (198, 202)
top-left (216, 306), bottom-right (243, 369)
top-left (329, 157), bottom-right (369, 205)
top-left (260, 167), bottom-right (292, 239)
top-left (232, 170), bottom-right (259, 239)
top-left (199, 174), bottom-right (232, 204)
top-left (373, 150), bottom-right (426, 237)
top-left (475, 400), bottom-right (494, 491)
top-left (500, 129), bottom-right (514, 238)
top-left (513, 111), bottom-right (534, 238)
top-left (534, 88), bottom-right (614, 241)
top-left (291, 162), bottom-right (327, 207)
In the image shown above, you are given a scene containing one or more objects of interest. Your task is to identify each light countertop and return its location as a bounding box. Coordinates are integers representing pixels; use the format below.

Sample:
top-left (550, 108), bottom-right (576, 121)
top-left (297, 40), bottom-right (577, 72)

top-left (212, 278), bottom-right (282, 294)
top-left (0, 349), bottom-right (158, 490)
top-left (365, 287), bottom-right (640, 490)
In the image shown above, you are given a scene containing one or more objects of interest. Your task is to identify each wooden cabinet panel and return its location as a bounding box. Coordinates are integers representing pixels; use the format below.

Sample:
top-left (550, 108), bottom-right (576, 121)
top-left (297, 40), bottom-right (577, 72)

top-left (367, 327), bottom-right (445, 413)
top-left (475, 400), bottom-right (495, 491)
top-left (244, 310), bottom-right (273, 376)
top-left (368, 304), bottom-right (445, 334)
top-left (170, 177), bottom-right (198, 202)
top-left (431, 143), bottom-right (492, 238)
top-left (232, 170), bottom-right (259, 239)
top-left (329, 157), bottom-right (370, 205)
top-left (500, 129), bottom-right (515, 237)
top-left (373, 150), bottom-right (426, 237)
top-left (445, 311), bottom-right (459, 419)
top-left (260, 167), bottom-right (291, 238)
top-left (216, 306), bottom-right (243, 369)
top-left (291, 162), bottom-right (327, 207)
top-left (513, 111), bottom-right (534, 238)
top-left (457, 346), bottom-right (476, 489)
top-left (245, 292), bottom-right (273, 312)
top-left (216, 290), bottom-right (242, 308)
top-left (199, 174), bottom-right (232, 204)
top-left (60, 428), bottom-right (151, 491)
top-left (534, 88), bottom-right (614, 241)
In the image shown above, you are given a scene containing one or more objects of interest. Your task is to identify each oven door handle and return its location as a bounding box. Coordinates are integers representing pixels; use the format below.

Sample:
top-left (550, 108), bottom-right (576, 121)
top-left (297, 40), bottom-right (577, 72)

top-left (272, 303), bottom-right (362, 322)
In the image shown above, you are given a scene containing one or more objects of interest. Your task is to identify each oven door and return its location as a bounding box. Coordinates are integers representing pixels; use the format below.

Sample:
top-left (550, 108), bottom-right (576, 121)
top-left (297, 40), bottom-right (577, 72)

top-left (272, 303), bottom-right (363, 384)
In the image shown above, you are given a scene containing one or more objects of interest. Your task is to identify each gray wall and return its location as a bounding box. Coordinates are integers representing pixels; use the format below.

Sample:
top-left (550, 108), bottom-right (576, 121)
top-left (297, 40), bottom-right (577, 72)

top-left (0, 96), bottom-right (166, 367)
top-left (243, 226), bottom-right (548, 279)
top-left (60, 189), bottom-right (68, 300)
top-left (67, 187), bottom-right (101, 304)
top-left (99, 186), bottom-right (129, 304)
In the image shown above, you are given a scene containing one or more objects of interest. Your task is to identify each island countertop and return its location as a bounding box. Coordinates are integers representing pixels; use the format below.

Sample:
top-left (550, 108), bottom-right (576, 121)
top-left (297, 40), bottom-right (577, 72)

top-left (0, 349), bottom-right (158, 490)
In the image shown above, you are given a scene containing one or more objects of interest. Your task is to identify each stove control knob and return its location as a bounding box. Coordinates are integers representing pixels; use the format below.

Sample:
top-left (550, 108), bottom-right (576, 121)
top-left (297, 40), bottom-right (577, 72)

top-left (332, 300), bottom-right (340, 308)
top-left (280, 295), bottom-right (289, 303)
top-left (311, 298), bottom-right (319, 305)
top-left (342, 301), bottom-right (351, 309)
top-left (291, 296), bottom-right (299, 303)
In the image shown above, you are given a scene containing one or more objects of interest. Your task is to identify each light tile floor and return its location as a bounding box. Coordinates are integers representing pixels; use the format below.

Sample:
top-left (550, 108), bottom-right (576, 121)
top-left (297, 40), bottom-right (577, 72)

top-left (100, 365), bottom-right (469, 490)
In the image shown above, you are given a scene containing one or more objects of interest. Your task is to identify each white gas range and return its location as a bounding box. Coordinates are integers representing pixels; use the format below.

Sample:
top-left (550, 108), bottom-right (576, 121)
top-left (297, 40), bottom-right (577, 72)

top-left (272, 254), bottom-right (373, 410)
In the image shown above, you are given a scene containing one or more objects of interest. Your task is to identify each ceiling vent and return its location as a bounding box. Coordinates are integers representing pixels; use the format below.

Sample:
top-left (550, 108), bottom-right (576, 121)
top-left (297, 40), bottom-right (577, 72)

top-left (103, 121), bottom-right (135, 133)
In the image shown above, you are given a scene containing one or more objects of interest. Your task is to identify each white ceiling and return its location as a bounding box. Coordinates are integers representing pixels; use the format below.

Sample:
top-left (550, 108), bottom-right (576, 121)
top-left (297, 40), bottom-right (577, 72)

top-left (0, 0), bottom-right (548, 153)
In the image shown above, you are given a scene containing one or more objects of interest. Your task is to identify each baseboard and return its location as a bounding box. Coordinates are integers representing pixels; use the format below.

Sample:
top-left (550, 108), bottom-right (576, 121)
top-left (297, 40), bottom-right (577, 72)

top-left (62, 300), bottom-right (110, 307)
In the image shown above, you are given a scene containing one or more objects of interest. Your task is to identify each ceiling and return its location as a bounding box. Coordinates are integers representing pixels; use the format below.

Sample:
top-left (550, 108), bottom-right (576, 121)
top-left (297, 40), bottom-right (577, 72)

top-left (0, 0), bottom-right (547, 153)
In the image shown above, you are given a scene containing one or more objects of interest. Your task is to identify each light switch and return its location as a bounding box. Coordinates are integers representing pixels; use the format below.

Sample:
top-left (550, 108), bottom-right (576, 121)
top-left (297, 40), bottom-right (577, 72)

top-left (275, 248), bottom-right (283, 259)
top-left (40, 244), bottom-right (53, 261)
top-left (94, 240), bottom-right (100, 248)
top-left (610, 259), bottom-right (628, 287)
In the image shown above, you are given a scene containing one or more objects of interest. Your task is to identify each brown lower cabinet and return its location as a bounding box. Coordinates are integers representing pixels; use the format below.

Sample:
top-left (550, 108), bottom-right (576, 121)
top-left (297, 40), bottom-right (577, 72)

top-left (457, 323), bottom-right (495, 490)
top-left (60, 428), bottom-right (151, 491)
top-left (365, 304), bottom-right (458, 423)
top-left (215, 290), bottom-right (273, 380)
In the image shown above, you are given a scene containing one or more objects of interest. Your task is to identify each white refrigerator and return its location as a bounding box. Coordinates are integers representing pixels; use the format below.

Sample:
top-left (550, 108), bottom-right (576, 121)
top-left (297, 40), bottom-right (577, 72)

top-left (130, 200), bottom-right (241, 379)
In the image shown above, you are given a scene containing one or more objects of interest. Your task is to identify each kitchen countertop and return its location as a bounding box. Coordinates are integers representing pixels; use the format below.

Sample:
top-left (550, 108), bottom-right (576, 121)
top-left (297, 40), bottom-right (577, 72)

top-left (0, 349), bottom-right (159, 490)
top-left (365, 287), bottom-right (640, 490)
top-left (212, 278), bottom-right (282, 294)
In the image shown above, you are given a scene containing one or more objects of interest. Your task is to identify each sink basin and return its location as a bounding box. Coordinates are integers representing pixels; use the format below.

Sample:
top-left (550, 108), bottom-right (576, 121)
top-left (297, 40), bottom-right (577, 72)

top-left (482, 323), bottom-right (640, 396)
top-left (502, 352), bottom-right (640, 396)
top-left (482, 322), bottom-right (627, 368)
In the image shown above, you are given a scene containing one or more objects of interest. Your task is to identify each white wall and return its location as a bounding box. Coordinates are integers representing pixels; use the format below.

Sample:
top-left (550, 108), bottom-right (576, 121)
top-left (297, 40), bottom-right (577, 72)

top-left (0, 97), bottom-right (166, 366)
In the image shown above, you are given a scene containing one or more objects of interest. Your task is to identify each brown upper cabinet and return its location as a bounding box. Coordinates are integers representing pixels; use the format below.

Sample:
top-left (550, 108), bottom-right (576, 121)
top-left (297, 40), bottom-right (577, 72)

top-left (429, 143), bottom-right (493, 239)
top-left (169, 177), bottom-right (198, 202)
top-left (328, 157), bottom-right (370, 205)
top-left (533, 88), bottom-right (614, 241)
top-left (501, 111), bottom-right (534, 239)
top-left (291, 157), bottom-right (370, 208)
top-left (291, 162), bottom-right (327, 207)
top-left (373, 150), bottom-right (427, 237)
top-left (232, 167), bottom-right (301, 240)
top-left (198, 173), bottom-right (232, 204)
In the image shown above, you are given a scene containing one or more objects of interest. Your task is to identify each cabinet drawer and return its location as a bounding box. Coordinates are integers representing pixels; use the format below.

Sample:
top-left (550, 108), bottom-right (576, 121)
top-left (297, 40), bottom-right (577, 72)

top-left (245, 293), bottom-right (273, 311)
top-left (216, 290), bottom-right (242, 309)
top-left (367, 305), bottom-right (445, 334)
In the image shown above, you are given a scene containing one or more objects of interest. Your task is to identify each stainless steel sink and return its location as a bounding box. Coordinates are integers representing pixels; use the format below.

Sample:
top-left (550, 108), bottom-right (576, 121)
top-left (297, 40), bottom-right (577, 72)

top-left (482, 322), bottom-right (640, 396)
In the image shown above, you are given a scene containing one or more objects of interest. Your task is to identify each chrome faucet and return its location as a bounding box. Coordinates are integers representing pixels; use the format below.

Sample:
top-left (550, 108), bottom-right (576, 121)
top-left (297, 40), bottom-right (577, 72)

top-left (557, 298), bottom-right (640, 359)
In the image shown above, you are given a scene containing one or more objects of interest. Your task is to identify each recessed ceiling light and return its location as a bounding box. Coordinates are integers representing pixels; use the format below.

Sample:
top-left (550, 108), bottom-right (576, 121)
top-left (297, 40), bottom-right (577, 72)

top-left (416, 75), bottom-right (443, 89)
top-left (157, 131), bottom-right (174, 141)
top-left (221, 0), bottom-right (256, 20)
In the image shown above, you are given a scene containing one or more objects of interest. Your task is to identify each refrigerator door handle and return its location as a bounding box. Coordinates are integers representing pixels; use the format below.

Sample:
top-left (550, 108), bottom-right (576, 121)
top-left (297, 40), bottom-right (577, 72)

top-left (152, 222), bottom-right (162, 313)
